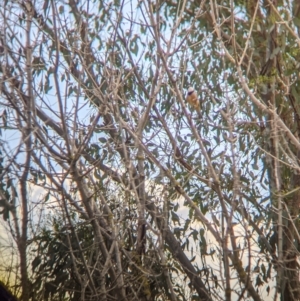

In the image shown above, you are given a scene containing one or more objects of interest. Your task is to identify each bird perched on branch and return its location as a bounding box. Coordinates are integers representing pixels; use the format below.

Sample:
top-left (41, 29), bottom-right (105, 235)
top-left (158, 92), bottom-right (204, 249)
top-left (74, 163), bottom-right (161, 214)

top-left (186, 86), bottom-right (200, 112)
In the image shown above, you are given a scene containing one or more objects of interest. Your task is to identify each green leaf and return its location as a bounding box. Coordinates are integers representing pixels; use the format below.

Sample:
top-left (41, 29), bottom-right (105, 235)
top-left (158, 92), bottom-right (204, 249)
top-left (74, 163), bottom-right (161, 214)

top-left (190, 255), bottom-right (196, 262)
top-left (44, 192), bottom-right (50, 203)
top-left (59, 5), bottom-right (64, 14)
top-left (294, 17), bottom-right (300, 27)
top-left (32, 256), bottom-right (42, 273)
top-left (255, 275), bottom-right (264, 287)
top-left (171, 211), bottom-right (180, 225)
top-left (199, 228), bottom-right (205, 237)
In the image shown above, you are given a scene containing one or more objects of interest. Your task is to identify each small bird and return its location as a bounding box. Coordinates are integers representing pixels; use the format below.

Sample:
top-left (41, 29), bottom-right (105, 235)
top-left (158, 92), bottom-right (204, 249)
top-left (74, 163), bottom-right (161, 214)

top-left (186, 87), bottom-right (200, 112)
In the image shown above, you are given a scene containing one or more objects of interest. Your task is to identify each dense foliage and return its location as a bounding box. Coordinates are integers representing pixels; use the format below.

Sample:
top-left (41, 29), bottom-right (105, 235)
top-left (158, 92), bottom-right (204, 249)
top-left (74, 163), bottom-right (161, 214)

top-left (0, 0), bottom-right (300, 300)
